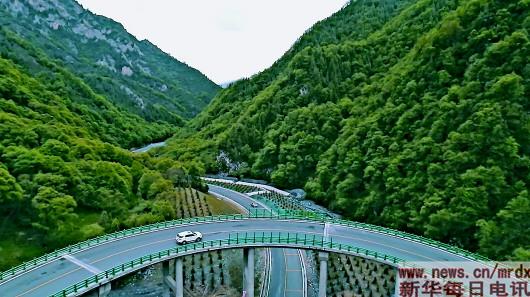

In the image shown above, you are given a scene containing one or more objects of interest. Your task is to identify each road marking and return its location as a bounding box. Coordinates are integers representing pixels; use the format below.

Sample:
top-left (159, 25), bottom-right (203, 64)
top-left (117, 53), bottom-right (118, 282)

top-left (12, 220), bottom-right (468, 297)
top-left (298, 249), bottom-right (308, 297)
top-left (246, 190), bottom-right (268, 196)
top-left (324, 223), bottom-right (330, 240)
top-left (16, 238), bottom-right (174, 296)
top-left (282, 249), bottom-right (288, 297)
top-left (62, 255), bottom-right (101, 274)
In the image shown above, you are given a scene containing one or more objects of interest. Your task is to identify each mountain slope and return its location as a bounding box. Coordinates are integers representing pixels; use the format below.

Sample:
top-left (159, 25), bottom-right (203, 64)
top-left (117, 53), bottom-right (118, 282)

top-left (166, 0), bottom-right (530, 259)
top-left (0, 0), bottom-right (220, 123)
top-left (0, 45), bottom-right (210, 269)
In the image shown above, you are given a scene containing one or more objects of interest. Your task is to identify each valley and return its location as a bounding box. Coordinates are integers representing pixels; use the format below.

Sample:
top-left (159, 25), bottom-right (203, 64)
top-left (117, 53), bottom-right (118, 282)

top-left (0, 0), bottom-right (529, 296)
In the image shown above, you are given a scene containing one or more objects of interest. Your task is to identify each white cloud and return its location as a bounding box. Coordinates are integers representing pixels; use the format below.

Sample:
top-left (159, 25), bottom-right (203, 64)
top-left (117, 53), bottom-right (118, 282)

top-left (77, 0), bottom-right (348, 84)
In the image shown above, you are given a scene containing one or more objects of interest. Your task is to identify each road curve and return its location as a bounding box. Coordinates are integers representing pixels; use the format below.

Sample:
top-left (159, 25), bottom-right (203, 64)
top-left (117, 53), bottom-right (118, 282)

top-left (0, 182), bottom-right (483, 297)
top-left (208, 184), bottom-right (307, 297)
top-left (0, 217), bottom-right (474, 297)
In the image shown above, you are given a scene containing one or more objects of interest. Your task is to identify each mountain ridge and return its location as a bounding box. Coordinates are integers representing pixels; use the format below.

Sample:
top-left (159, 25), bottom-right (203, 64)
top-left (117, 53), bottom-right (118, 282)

top-left (165, 0), bottom-right (530, 260)
top-left (0, 0), bottom-right (220, 123)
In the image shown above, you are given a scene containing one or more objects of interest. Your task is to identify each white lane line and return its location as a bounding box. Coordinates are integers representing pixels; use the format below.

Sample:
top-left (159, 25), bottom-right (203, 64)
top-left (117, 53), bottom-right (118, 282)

top-left (17, 225), bottom-right (446, 297)
top-left (324, 223), bottom-right (330, 241)
top-left (246, 190), bottom-right (268, 196)
top-left (62, 255), bottom-right (101, 274)
top-left (298, 250), bottom-right (308, 297)
top-left (266, 248), bottom-right (272, 297)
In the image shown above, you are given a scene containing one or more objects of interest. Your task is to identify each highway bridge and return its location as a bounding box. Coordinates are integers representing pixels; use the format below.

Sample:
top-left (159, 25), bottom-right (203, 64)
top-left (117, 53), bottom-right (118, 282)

top-left (208, 184), bottom-right (308, 297)
top-left (0, 184), bottom-right (488, 297)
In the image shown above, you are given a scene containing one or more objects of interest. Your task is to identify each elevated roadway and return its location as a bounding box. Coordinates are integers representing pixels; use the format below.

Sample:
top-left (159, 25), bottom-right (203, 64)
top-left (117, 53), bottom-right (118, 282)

top-left (0, 187), bottom-right (486, 297)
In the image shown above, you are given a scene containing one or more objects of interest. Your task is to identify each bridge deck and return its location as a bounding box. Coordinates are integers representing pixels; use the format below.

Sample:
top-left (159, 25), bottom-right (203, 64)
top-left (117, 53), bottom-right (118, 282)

top-left (0, 215), bottom-right (473, 297)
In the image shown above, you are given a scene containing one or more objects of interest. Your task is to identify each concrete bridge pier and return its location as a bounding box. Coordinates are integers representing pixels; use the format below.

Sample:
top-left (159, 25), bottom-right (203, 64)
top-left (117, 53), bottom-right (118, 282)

top-left (163, 258), bottom-right (184, 297)
top-left (97, 283), bottom-right (111, 297)
top-left (318, 252), bottom-right (329, 297)
top-left (243, 248), bottom-right (255, 297)
top-left (393, 267), bottom-right (399, 297)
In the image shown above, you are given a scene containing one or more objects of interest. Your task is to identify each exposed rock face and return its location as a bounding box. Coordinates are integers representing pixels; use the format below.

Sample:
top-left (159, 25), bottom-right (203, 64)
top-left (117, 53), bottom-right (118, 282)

top-left (121, 66), bottom-right (133, 76)
top-left (0, 0), bottom-right (219, 123)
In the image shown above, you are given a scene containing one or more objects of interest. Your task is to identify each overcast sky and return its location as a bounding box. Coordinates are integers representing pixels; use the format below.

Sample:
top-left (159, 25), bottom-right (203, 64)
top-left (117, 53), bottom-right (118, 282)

top-left (77, 0), bottom-right (349, 84)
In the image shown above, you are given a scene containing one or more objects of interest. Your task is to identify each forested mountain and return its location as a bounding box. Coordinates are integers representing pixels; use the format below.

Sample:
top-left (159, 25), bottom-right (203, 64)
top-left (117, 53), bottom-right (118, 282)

top-left (0, 1), bottom-right (219, 269)
top-left (0, 0), bottom-right (219, 123)
top-left (165, 0), bottom-right (530, 260)
top-left (0, 37), bottom-right (212, 268)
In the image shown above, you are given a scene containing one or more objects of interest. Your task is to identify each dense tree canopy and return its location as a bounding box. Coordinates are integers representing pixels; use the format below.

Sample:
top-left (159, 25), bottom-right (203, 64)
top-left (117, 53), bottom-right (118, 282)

top-left (0, 0), bottom-right (219, 123)
top-left (0, 35), bottom-right (208, 269)
top-left (165, 0), bottom-right (530, 260)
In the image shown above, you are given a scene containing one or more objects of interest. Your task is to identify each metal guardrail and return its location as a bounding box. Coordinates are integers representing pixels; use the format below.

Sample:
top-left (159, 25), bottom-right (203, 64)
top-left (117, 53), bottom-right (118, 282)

top-left (0, 210), bottom-right (315, 282)
top-left (49, 232), bottom-right (404, 297)
top-left (0, 208), bottom-right (489, 284)
top-left (209, 181), bottom-right (491, 263)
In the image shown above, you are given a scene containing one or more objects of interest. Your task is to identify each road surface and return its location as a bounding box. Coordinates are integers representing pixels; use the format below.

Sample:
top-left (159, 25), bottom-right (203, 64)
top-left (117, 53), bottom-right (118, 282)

top-left (0, 189), bottom-right (475, 297)
top-left (208, 185), bottom-right (307, 297)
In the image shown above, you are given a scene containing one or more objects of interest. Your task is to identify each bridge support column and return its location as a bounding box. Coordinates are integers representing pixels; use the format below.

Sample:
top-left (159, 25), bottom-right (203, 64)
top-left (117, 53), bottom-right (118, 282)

top-left (393, 267), bottom-right (399, 297)
top-left (175, 258), bottom-right (184, 297)
top-left (97, 283), bottom-right (111, 297)
top-left (163, 259), bottom-right (184, 297)
top-left (243, 248), bottom-right (255, 297)
top-left (318, 252), bottom-right (329, 297)
top-left (162, 261), bottom-right (171, 297)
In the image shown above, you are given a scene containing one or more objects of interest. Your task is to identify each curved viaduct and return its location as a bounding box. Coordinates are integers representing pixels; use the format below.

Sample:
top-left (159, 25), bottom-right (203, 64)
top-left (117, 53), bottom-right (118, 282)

top-left (0, 186), bottom-right (487, 297)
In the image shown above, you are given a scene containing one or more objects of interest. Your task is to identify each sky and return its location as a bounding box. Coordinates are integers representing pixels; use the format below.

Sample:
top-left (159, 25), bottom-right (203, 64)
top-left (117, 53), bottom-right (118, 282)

top-left (77, 0), bottom-right (349, 84)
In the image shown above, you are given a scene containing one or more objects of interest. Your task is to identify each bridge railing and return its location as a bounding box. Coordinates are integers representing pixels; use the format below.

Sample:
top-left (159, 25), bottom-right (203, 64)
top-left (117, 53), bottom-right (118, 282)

top-left (210, 181), bottom-right (490, 262)
top-left (0, 210), bottom-right (310, 282)
top-left (50, 231), bottom-right (404, 297)
top-left (0, 208), bottom-right (488, 283)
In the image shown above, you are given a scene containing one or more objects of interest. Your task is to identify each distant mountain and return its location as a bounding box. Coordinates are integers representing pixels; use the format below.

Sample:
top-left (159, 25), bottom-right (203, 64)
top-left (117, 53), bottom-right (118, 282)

top-left (0, 0), bottom-right (220, 123)
top-left (166, 0), bottom-right (530, 260)
top-left (219, 80), bottom-right (237, 88)
top-left (0, 0), bottom-right (217, 268)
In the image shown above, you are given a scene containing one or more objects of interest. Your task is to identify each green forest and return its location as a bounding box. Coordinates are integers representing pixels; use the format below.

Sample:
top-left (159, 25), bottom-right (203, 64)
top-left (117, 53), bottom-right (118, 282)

top-left (0, 4), bottom-right (218, 268)
top-left (0, 45), bottom-right (213, 268)
top-left (164, 0), bottom-right (530, 260)
top-left (1, 0), bottom-right (529, 272)
top-left (0, 0), bottom-right (219, 123)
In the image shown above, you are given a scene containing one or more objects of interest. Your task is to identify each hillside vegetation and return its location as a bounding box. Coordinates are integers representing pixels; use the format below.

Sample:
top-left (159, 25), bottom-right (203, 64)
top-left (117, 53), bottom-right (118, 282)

top-left (165, 0), bottom-right (530, 260)
top-left (0, 0), bottom-right (219, 123)
top-left (0, 1), bottom-right (223, 270)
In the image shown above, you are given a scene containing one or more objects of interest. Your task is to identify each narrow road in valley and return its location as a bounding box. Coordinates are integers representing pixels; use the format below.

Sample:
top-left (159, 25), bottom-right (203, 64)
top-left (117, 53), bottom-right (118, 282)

top-left (208, 184), bottom-right (308, 297)
top-left (130, 141), bottom-right (166, 153)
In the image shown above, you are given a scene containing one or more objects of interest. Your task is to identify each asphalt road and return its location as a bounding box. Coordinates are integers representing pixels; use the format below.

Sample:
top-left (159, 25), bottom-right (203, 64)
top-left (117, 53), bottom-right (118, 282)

top-left (0, 188), bottom-right (473, 297)
top-left (208, 185), bottom-right (307, 297)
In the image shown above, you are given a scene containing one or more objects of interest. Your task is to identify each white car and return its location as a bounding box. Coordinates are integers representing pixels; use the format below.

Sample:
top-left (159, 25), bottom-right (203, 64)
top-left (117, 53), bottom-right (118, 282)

top-left (176, 231), bottom-right (203, 245)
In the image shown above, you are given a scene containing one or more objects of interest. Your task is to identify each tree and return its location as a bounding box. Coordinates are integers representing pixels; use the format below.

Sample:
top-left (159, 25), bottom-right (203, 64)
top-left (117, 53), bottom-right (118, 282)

top-left (477, 190), bottom-right (530, 260)
top-left (32, 187), bottom-right (78, 245)
top-left (0, 167), bottom-right (23, 216)
top-left (0, 167), bottom-right (22, 202)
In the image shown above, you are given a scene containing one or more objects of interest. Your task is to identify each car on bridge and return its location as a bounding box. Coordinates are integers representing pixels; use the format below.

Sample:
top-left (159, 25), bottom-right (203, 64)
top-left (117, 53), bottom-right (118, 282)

top-left (176, 231), bottom-right (203, 245)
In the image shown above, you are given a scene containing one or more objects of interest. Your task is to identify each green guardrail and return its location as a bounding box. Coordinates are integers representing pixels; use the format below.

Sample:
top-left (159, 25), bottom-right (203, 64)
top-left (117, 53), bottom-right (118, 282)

top-left (0, 210), bottom-right (315, 282)
top-left (0, 207), bottom-right (489, 283)
top-left (251, 195), bottom-right (282, 211)
top-left (49, 232), bottom-right (404, 297)
top-left (209, 181), bottom-right (490, 263)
